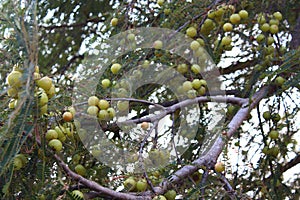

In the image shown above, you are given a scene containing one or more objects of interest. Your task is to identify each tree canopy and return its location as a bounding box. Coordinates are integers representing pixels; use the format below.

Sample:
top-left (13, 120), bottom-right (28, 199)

top-left (0, 0), bottom-right (299, 199)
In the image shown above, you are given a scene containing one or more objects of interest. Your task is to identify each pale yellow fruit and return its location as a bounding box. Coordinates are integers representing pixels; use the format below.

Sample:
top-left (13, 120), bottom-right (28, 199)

top-left (37, 76), bottom-right (52, 91)
top-left (7, 70), bottom-right (22, 87)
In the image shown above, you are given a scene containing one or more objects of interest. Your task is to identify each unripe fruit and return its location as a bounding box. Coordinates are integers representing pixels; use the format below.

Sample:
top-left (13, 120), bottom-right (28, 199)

top-left (153, 40), bottom-right (163, 49)
top-left (87, 106), bottom-right (99, 116)
top-left (182, 81), bottom-right (193, 92)
top-left (192, 79), bottom-right (201, 89)
top-left (157, 0), bottom-right (164, 6)
top-left (14, 157), bottom-right (23, 170)
top-left (72, 190), bottom-right (84, 199)
top-left (190, 41), bottom-right (200, 51)
top-left (98, 109), bottom-right (109, 120)
top-left (33, 72), bottom-right (41, 80)
top-left (256, 34), bottom-right (265, 43)
top-left (7, 70), bottom-right (22, 87)
top-left (270, 24), bottom-right (279, 34)
top-left (260, 23), bottom-right (270, 32)
top-left (46, 85), bottom-right (55, 98)
top-left (107, 107), bottom-right (116, 119)
top-left (238, 10), bottom-right (248, 19)
top-left (46, 129), bottom-right (58, 141)
top-left (207, 10), bottom-right (215, 19)
top-left (215, 162), bottom-right (225, 173)
top-left (263, 111), bottom-right (271, 120)
top-left (7, 87), bottom-right (18, 98)
top-left (273, 11), bottom-right (282, 21)
top-left (9, 99), bottom-right (16, 109)
top-left (229, 13), bottom-right (241, 24)
top-left (67, 106), bottom-right (76, 117)
top-left (186, 27), bottom-right (197, 38)
top-left (267, 36), bottom-right (275, 45)
top-left (37, 76), bottom-right (52, 91)
top-left (177, 64), bottom-right (188, 74)
top-left (164, 190), bottom-right (176, 200)
top-left (141, 122), bottom-right (149, 130)
top-left (164, 8), bottom-right (171, 15)
top-left (101, 79), bottom-right (111, 89)
top-left (88, 96), bottom-right (99, 106)
top-left (223, 23), bottom-right (233, 32)
top-left (75, 164), bottom-right (86, 176)
top-left (117, 101), bottom-right (129, 112)
top-left (269, 19), bottom-right (279, 26)
top-left (124, 177), bottom-right (136, 191)
top-left (136, 179), bottom-right (148, 192)
top-left (272, 113), bottom-right (281, 122)
top-left (275, 76), bottom-right (285, 86)
top-left (111, 63), bottom-right (121, 74)
top-left (63, 111), bottom-right (73, 122)
top-left (187, 89), bottom-right (197, 99)
top-left (98, 99), bottom-right (110, 110)
top-left (269, 146), bottom-right (279, 157)
top-left (221, 36), bottom-right (232, 46)
top-left (111, 17), bottom-right (118, 26)
top-left (153, 195), bottom-right (167, 200)
top-left (257, 14), bottom-right (266, 24)
top-left (198, 86), bottom-right (206, 96)
top-left (191, 64), bottom-right (201, 74)
top-left (269, 130), bottom-right (279, 140)
top-left (38, 91), bottom-right (49, 106)
top-left (48, 139), bottom-right (63, 152)
top-left (127, 33), bottom-right (135, 41)
top-left (142, 60), bottom-right (150, 68)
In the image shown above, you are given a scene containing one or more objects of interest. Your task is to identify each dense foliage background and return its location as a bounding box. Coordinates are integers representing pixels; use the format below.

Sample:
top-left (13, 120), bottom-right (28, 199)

top-left (0, 0), bottom-right (299, 199)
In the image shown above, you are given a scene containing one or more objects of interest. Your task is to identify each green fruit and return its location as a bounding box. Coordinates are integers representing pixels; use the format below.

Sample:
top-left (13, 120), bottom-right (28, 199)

top-left (272, 113), bottom-right (281, 122)
top-left (107, 107), bottom-right (116, 119)
top-left (269, 146), bottom-right (279, 157)
top-left (136, 179), bottom-right (148, 191)
top-left (101, 79), bottom-right (111, 89)
top-left (7, 70), bottom-right (22, 87)
top-left (198, 86), bottom-right (206, 96)
top-left (75, 164), bottom-right (86, 176)
top-left (98, 110), bottom-right (109, 120)
top-left (124, 177), bottom-right (136, 191)
top-left (256, 34), bottom-right (265, 43)
top-left (157, 0), bottom-right (164, 6)
top-left (72, 190), bottom-right (84, 199)
top-left (191, 64), bottom-right (201, 74)
top-left (187, 89), bottom-right (197, 99)
top-left (221, 36), bottom-right (232, 46)
top-left (207, 10), bottom-right (215, 19)
top-left (164, 8), bottom-right (171, 15)
top-left (267, 36), bottom-right (275, 45)
top-left (127, 33), bottom-right (135, 41)
top-left (98, 99), bottom-right (110, 110)
top-left (177, 64), bottom-right (188, 74)
top-left (238, 10), bottom-right (248, 19)
top-left (8, 99), bottom-right (17, 109)
top-left (182, 81), bottom-right (193, 92)
top-left (164, 190), bottom-right (176, 200)
top-left (37, 76), bottom-right (52, 91)
top-left (87, 106), bottom-right (99, 116)
top-left (257, 14), bottom-right (266, 24)
top-left (117, 101), bottom-right (129, 112)
top-left (46, 85), bottom-right (56, 98)
top-left (46, 129), bottom-right (58, 141)
top-left (260, 23), bottom-right (270, 32)
top-left (275, 76), bottom-right (285, 86)
top-left (273, 12), bottom-right (282, 21)
top-left (7, 87), bottom-right (18, 98)
top-left (38, 91), bottom-right (49, 106)
top-left (215, 162), bottom-right (225, 173)
top-left (111, 63), bottom-right (122, 74)
top-left (111, 17), bottom-right (118, 26)
top-left (270, 24), bottom-right (279, 34)
top-left (190, 41), bottom-right (200, 51)
top-left (223, 23), bottom-right (233, 32)
top-left (269, 19), bottom-right (279, 26)
top-left (229, 14), bottom-right (241, 24)
top-left (263, 111), bottom-right (271, 120)
top-left (153, 40), bottom-right (163, 49)
top-left (48, 139), bottom-right (63, 152)
top-left (269, 130), bottom-right (279, 140)
top-left (153, 195), bottom-right (167, 200)
top-left (192, 79), bottom-right (201, 89)
top-left (142, 60), bottom-right (150, 68)
top-left (88, 96), bottom-right (99, 106)
top-left (186, 27), bottom-right (197, 38)
top-left (14, 157), bottom-right (23, 170)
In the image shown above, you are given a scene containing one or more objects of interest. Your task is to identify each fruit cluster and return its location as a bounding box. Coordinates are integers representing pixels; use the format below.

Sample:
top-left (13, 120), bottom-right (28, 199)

top-left (87, 96), bottom-right (116, 121)
top-left (6, 65), bottom-right (56, 115)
